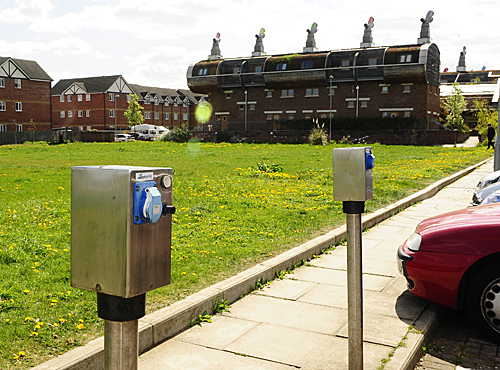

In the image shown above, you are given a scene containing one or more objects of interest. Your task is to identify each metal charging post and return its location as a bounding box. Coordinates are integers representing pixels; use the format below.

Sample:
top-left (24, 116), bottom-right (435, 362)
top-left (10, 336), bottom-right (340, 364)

top-left (71, 166), bottom-right (175, 370)
top-left (333, 148), bottom-right (374, 370)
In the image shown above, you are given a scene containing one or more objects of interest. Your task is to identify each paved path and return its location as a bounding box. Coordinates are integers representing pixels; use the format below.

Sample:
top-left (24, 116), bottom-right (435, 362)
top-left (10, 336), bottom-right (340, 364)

top-left (34, 159), bottom-right (494, 370)
top-left (138, 161), bottom-right (494, 370)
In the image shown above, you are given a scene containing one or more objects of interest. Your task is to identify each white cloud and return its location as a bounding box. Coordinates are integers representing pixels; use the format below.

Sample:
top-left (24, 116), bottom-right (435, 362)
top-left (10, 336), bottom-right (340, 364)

top-left (0, 0), bottom-right (54, 23)
top-left (0, 37), bottom-right (92, 57)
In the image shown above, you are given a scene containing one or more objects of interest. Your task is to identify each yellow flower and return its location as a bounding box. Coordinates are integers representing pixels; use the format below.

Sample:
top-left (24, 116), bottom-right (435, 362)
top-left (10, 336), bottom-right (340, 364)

top-left (77, 324), bottom-right (84, 330)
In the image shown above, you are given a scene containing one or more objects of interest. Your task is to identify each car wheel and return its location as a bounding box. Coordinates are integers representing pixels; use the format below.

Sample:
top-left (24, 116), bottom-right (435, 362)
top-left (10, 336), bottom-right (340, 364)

top-left (467, 265), bottom-right (500, 343)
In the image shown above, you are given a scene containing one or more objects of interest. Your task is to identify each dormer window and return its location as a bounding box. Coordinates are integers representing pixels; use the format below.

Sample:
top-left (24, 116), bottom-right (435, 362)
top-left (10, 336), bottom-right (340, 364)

top-left (198, 68), bottom-right (208, 76)
top-left (301, 60), bottom-right (313, 69)
top-left (400, 55), bottom-right (412, 63)
top-left (145, 96), bottom-right (151, 104)
top-left (276, 63), bottom-right (287, 71)
top-left (341, 60), bottom-right (350, 67)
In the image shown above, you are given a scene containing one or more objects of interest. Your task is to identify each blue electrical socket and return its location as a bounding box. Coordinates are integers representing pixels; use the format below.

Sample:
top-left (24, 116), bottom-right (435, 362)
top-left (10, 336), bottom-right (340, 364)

top-left (133, 181), bottom-right (157, 225)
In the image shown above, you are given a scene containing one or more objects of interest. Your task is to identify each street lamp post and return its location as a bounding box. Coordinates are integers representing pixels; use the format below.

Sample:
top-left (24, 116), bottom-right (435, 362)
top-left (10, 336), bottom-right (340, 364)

top-left (329, 75), bottom-right (333, 142)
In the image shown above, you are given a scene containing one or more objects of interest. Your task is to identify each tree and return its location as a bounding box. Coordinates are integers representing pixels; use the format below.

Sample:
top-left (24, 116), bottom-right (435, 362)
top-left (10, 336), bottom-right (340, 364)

top-left (443, 83), bottom-right (467, 133)
top-left (472, 99), bottom-right (498, 139)
top-left (124, 94), bottom-right (144, 131)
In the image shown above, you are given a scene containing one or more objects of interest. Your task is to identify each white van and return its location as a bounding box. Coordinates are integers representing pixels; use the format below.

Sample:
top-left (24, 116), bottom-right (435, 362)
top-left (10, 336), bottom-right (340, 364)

top-left (130, 124), bottom-right (169, 141)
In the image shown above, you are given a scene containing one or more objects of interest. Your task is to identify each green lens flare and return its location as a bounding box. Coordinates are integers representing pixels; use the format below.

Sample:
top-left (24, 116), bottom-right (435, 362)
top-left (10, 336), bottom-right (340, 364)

top-left (195, 102), bottom-right (213, 124)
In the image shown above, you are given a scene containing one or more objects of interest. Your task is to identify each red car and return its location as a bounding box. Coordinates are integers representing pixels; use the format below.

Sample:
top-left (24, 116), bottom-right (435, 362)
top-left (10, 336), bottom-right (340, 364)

top-left (397, 203), bottom-right (500, 343)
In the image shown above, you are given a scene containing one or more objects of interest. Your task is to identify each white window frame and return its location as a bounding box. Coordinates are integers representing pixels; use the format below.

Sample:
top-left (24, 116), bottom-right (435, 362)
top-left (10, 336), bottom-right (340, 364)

top-left (14, 79), bottom-right (21, 89)
top-left (0, 124), bottom-right (6, 132)
top-left (86, 94), bottom-right (91, 101)
top-left (16, 124), bottom-right (23, 132)
top-left (86, 110), bottom-right (91, 117)
top-left (15, 102), bottom-right (22, 112)
top-left (60, 95), bottom-right (64, 102)
top-left (67, 95), bottom-right (72, 102)
top-left (144, 112), bottom-right (151, 119)
top-left (109, 109), bottom-right (115, 118)
top-left (109, 93), bottom-right (115, 102)
top-left (165, 113), bottom-right (170, 120)
top-left (155, 112), bottom-right (159, 120)
top-left (174, 113), bottom-right (178, 120)
top-left (60, 111), bottom-right (65, 118)
top-left (0, 101), bottom-right (5, 111)
top-left (183, 113), bottom-right (188, 121)
top-left (0, 78), bottom-right (4, 88)
top-left (78, 95), bottom-right (83, 101)
top-left (68, 110), bottom-right (73, 118)
top-left (78, 110), bottom-right (83, 117)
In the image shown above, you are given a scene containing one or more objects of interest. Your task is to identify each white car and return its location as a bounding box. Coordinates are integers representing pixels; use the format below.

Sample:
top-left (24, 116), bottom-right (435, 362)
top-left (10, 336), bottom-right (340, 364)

top-left (114, 134), bottom-right (135, 142)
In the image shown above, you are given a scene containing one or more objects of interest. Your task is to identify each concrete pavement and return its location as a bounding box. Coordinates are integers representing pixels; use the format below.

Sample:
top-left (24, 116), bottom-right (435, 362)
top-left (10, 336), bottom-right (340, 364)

top-left (34, 158), bottom-right (494, 370)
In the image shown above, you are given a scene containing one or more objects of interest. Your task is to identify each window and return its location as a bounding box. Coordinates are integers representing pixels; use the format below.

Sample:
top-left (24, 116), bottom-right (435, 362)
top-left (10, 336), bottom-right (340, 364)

top-left (86, 94), bottom-right (91, 101)
top-left (341, 60), bottom-right (350, 67)
top-left (183, 101), bottom-right (188, 107)
top-left (78, 95), bottom-right (83, 101)
top-left (328, 87), bottom-right (336, 96)
top-left (127, 95), bottom-right (131, 102)
top-left (225, 93), bottom-right (232, 99)
top-left (68, 110), bottom-right (73, 118)
top-left (16, 124), bottom-right (22, 132)
top-left (0, 101), bottom-right (5, 111)
top-left (382, 112), bottom-right (388, 118)
top-left (0, 124), bottom-right (6, 132)
top-left (144, 112), bottom-right (151, 119)
top-left (281, 89), bottom-right (294, 98)
top-left (60, 111), bottom-right (65, 118)
top-left (0, 78), bottom-right (4, 88)
top-left (276, 63), bottom-right (287, 71)
top-left (266, 91), bottom-right (273, 98)
top-left (400, 55), bottom-right (412, 63)
top-left (155, 112), bottom-right (159, 120)
top-left (306, 88), bottom-right (319, 96)
top-left (239, 104), bottom-right (245, 111)
top-left (347, 101), bottom-right (355, 109)
top-left (288, 113), bottom-right (294, 120)
top-left (145, 96), bottom-right (151, 104)
top-left (266, 114), bottom-right (272, 121)
top-left (86, 110), bottom-right (91, 117)
top-left (15, 79), bottom-right (21, 89)
top-left (403, 85), bottom-right (411, 93)
top-left (109, 93), bottom-right (115, 102)
top-left (109, 110), bottom-right (115, 118)
top-left (233, 67), bottom-right (240, 74)
top-left (369, 58), bottom-right (377, 66)
top-left (320, 114), bottom-right (327, 119)
top-left (165, 113), bottom-right (170, 120)
top-left (381, 86), bottom-right (389, 94)
top-left (361, 101), bottom-right (368, 108)
top-left (391, 112), bottom-right (398, 118)
top-left (198, 68), bottom-right (208, 76)
top-left (60, 95), bottom-right (64, 102)
top-left (183, 113), bottom-right (188, 120)
top-left (249, 104), bottom-right (255, 111)
top-left (174, 113), bottom-right (178, 120)
top-left (15, 102), bottom-right (22, 112)
top-left (404, 111), bottom-right (411, 118)
top-left (155, 98), bottom-right (159, 106)
top-left (78, 110), bottom-right (83, 117)
top-left (304, 112), bottom-right (311, 119)
top-left (301, 60), bottom-right (313, 69)
top-left (255, 66), bottom-right (262, 72)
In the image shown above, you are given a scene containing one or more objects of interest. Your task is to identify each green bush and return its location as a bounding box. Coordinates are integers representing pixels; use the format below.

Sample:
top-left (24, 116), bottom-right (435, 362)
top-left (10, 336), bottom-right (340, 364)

top-left (308, 124), bottom-right (328, 145)
top-left (164, 125), bottom-right (190, 143)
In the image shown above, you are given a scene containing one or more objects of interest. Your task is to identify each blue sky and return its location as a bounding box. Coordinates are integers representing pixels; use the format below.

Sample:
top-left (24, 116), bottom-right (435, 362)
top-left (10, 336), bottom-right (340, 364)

top-left (0, 0), bottom-right (498, 89)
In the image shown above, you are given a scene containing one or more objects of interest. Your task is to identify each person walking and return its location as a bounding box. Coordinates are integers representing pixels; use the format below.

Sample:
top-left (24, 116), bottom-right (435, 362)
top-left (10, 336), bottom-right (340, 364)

top-left (487, 123), bottom-right (495, 149)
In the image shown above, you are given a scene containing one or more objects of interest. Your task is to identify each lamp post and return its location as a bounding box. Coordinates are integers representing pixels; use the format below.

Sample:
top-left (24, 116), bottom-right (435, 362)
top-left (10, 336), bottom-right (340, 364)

top-left (329, 75), bottom-right (333, 142)
top-left (114, 94), bottom-right (120, 129)
top-left (244, 89), bottom-right (248, 131)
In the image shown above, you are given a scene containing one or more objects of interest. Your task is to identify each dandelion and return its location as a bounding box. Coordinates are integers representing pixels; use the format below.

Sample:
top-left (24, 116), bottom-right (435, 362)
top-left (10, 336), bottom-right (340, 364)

top-left (77, 324), bottom-right (84, 330)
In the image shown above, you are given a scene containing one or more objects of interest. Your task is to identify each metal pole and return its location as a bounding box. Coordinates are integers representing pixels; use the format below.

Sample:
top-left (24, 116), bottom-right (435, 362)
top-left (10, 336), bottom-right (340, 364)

top-left (329, 75), bottom-right (333, 142)
top-left (346, 212), bottom-right (363, 370)
top-left (104, 319), bottom-right (139, 370)
top-left (245, 89), bottom-right (248, 131)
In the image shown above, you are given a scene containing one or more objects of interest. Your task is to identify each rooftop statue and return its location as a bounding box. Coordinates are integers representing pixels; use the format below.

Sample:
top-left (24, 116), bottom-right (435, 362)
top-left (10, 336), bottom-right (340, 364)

top-left (361, 17), bottom-right (374, 47)
top-left (418, 10), bottom-right (434, 44)
top-left (306, 22), bottom-right (318, 49)
top-left (253, 28), bottom-right (266, 56)
top-left (209, 32), bottom-right (222, 60)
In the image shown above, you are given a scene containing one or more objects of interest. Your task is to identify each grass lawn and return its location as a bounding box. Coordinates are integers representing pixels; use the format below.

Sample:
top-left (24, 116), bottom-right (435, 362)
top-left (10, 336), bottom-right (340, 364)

top-left (0, 140), bottom-right (491, 368)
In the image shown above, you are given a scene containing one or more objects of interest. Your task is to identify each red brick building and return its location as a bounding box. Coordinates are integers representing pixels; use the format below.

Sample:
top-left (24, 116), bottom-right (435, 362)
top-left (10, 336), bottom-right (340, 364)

top-left (52, 75), bottom-right (135, 130)
top-left (187, 26), bottom-right (441, 133)
top-left (52, 76), bottom-right (206, 131)
top-left (128, 84), bottom-right (205, 130)
top-left (0, 57), bottom-right (52, 132)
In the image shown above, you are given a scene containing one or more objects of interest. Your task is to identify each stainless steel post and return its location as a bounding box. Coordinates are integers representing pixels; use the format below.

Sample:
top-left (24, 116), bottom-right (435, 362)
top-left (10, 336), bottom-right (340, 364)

top-left (347, 212), bottom-right (363, 370)
top-left (104, 320), bottom-right (139, 370)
